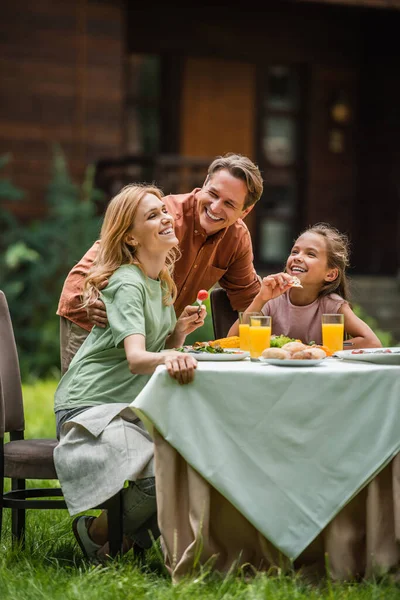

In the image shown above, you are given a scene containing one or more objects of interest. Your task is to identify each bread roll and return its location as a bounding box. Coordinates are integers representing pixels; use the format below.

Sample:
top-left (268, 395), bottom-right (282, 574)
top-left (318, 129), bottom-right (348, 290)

top-left (291, 349), bottom-right (314, 360)
top-left (262, 348), bottom-right (292, 360)
top-left (292, 348), bottom-right (326, 360)
top-left (307, 347), bottom-right (326, 359)
top-left (281, 341), bottom-right (307, 354)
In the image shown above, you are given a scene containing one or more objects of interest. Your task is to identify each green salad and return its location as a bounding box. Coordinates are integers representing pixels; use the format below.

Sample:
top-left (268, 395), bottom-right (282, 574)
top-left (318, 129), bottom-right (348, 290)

top-left (176, 345), bottom-right (225, 354)
top-left (270, 335), bottom-right (297, 348)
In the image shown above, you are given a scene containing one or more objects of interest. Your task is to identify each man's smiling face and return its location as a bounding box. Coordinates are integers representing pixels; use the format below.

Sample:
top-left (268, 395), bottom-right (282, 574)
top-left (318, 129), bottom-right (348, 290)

top-left (196, 169), bottom-right (253, 236)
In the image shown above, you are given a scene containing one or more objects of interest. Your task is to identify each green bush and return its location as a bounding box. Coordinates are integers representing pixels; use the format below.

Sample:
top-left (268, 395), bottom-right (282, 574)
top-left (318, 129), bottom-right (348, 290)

top-left (0, 146), bottom-right (103, 379)
top-left (352, 304), bottom-right (398, 347)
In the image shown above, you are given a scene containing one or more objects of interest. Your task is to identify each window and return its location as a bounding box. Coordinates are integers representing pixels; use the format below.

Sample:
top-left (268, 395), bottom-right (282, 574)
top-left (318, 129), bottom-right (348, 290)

top-left (125, 54), bottom-right (161, 155)
top-left (256, 66), bottom-right (305, 269)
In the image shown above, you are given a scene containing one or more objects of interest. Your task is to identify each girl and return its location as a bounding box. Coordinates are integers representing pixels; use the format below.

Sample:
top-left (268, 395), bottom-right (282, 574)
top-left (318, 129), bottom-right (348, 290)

top-left (54, 184), bottom-right (206, 563)
top-left (228, 223), bottom-right (381, 348)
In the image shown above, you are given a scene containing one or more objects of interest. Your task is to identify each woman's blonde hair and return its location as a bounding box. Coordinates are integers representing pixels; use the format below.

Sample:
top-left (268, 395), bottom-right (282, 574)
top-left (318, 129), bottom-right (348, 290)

top-left (83, 184), bottom-right (178, 308)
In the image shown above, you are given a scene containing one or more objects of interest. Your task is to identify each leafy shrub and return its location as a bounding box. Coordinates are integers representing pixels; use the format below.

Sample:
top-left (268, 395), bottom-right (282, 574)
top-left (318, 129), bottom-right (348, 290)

top-left (352, 304), bottom-right (398, 347)
top-left (0, 146), bottom-right (104, 379)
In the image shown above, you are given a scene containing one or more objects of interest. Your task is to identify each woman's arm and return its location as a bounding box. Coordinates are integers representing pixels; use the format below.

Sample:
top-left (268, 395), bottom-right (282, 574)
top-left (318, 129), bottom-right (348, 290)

top-left (340, 303), bottom-right (382, 349)
top-left (124, 334), bottom-right (198, 385)
top-left (165, 305), bottom-right (206, 349)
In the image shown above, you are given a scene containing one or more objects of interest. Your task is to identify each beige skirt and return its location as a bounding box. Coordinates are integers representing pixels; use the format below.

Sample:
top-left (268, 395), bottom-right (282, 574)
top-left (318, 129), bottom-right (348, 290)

top-left (54, 403), bottom-right (154, 515)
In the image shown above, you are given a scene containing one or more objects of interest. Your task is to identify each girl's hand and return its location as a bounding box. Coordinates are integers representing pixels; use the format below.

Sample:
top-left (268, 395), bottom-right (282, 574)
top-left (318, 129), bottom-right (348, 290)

top-left (174, 305), bottom-right (207, 336)
top-left (163, 350), bottom-right (198, 385)
top-left (259, 273), bottom-right (294, 302)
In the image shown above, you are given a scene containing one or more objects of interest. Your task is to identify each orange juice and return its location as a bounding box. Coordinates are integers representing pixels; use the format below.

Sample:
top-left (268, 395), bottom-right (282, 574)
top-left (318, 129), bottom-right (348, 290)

top-left (239, 323), bottom-right (250, 351)
top-left (250, 318), bottom-right (261, 327)
top-left (322, 323), bottom-right (344, 353)
top-left (249, 326), bottom-right (271, 358)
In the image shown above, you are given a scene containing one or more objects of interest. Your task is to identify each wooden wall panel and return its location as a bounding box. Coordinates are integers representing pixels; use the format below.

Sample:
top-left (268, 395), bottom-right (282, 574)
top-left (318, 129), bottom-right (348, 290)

top-left (180, 57), bottom-right (257, 234)
top-left (128, 3), bottom-right (361, 67)
top-left (354, 13), bottom-right (400, 275)
top-left (180, 57), bottom-right (256, 159)
top-left (0, 0), bottom-right (124, 219)
top-left (306, 66), bottom-right (358, 235)
top-left (296, 0), bottom-right (400, 9)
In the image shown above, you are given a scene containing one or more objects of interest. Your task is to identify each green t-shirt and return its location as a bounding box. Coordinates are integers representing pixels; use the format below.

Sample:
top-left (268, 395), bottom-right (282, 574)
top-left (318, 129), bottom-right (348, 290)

top-left (54, 265), bottom-right (176, 412)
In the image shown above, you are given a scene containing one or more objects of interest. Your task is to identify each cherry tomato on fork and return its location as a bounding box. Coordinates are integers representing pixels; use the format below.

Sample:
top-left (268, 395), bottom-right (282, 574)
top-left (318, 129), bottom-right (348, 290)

top-left (197, 290), bottom-right (209, 302)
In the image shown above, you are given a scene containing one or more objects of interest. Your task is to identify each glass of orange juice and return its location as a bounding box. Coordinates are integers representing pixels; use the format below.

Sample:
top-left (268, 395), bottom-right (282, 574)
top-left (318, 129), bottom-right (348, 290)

top-left (249, 315), bottom-right (272, 359)
top-left (239, 312), bottom-right (262, 351)
top-left (322, 313), bottom-right (344, 354)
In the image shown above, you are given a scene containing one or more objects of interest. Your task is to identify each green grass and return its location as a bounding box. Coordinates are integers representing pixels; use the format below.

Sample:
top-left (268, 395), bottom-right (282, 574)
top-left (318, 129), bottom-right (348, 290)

top-left (1, 380), bottom-right (399, 599)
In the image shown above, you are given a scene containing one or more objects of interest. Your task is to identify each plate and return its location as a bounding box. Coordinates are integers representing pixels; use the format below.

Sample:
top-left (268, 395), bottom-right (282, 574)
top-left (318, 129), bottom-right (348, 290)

top-left (259, 358), bottom-right (324, 367)
top-left (188, 350), bottom-right (250, 361)
top-left (334, 348), bottom-right (400, 365)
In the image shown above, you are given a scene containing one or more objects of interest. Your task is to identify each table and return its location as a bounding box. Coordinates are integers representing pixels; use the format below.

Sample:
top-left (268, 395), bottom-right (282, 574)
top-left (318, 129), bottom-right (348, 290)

top-left (131, 357), bottom-right (400, 581)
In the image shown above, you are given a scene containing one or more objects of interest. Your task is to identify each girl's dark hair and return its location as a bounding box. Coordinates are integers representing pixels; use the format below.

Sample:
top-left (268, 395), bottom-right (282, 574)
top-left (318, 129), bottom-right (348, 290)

top-left (298, 222), bottom-right (351, 301)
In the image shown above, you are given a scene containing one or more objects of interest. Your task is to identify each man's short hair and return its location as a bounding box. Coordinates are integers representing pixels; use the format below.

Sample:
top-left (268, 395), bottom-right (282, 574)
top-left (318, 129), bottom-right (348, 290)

top-left (206, 153), bottom-right (264, 209)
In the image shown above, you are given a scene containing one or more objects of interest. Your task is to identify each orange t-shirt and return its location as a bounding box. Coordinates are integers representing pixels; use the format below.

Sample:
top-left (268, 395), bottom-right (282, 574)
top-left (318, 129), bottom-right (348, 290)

top-left (57, 190), bottom-right (261, 331)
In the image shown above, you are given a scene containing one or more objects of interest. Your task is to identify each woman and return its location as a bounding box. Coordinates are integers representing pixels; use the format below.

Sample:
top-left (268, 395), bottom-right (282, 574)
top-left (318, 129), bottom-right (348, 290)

top-left (54, 184), bottom-right (206, 562)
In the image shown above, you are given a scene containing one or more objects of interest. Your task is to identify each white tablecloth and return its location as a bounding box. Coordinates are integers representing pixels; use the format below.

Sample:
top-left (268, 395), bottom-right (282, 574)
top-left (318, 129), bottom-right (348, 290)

top-left (131, 357), bottom-right (400, 561)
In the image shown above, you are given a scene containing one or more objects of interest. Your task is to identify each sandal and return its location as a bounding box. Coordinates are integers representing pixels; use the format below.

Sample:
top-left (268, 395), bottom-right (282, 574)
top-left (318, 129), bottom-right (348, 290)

top-left (72, 516), bottom-right (103, 563)
top-left (96, 536), bottom-right (141, 562)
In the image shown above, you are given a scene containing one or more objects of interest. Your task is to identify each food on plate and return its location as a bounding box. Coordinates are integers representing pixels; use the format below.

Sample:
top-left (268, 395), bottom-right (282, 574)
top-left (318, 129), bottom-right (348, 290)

top-left (290, 276), bottom-right (303, 288)
top-left (176, 340), bottom-right (244, 355)
top-left (262, 340), bottom-right (327, 361)
top-left (281, 341), bottom-right (308, 354)
top-left (270, 335), bottom-right (298, 348)
top-left (261, 348), bottom-right (291, 360)
top-left (292, 348), bottom-right (327, 360)
top-left (309, 343), bottom-right (333, 357)
top-left (209, 336), bottom-right (240, 348)
top-left (308, 347), bottom-right (327, 359)
top-left (176, 343), bottom-right (224, 354)
top-left (351, 348), bottom-right (397, 354)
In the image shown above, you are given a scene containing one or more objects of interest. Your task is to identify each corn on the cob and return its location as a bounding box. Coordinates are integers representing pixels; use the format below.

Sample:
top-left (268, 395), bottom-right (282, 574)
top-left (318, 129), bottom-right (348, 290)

top-left (209, 336), bottom-right (240, 348)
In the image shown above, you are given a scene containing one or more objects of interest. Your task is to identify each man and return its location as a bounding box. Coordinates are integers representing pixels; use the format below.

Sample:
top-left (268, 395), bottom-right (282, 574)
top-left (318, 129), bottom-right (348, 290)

top-left (57, 152), bottom-right (264, 373)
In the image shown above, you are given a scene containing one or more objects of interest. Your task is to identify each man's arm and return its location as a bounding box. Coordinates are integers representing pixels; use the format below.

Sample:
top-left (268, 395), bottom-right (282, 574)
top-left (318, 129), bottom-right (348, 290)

top-left (218, 229), bottom-right (261, 313)
top-left (57, 241), bottom-right (106, 331)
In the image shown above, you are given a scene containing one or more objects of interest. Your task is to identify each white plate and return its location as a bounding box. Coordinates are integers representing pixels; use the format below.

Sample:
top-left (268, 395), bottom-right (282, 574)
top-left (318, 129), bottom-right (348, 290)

top-left (334, 348), bottom-right (400, 365)
top-left (259, 358), bottom-right (324, 367)
top-left (188, 350), bottom-right (249, 361)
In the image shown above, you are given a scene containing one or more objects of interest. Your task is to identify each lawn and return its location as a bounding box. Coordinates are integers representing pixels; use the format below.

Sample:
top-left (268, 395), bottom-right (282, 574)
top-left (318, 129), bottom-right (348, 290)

top-left (0, 379), bottom-right (398, 599)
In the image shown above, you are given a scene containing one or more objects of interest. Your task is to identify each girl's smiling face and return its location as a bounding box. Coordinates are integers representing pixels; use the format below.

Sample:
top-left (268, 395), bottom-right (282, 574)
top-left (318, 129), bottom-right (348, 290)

top-left (286, 232), bottom-right (338, 286)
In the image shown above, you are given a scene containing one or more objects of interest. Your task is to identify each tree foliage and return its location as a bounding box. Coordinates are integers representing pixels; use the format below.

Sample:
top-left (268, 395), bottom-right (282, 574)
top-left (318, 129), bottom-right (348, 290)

top-left (0, 146), bottom-right (104, 379)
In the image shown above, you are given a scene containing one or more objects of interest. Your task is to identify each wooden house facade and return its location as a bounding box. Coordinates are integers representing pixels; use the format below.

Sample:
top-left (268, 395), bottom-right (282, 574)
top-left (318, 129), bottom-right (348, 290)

top-left (1, 0), bottom-right (400, 294)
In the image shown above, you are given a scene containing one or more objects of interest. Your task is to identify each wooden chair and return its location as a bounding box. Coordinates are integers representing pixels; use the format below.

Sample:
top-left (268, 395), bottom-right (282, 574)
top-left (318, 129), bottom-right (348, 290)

top-left (0, 290), bottom-right (123, 556)
top-left (210, 287), bottom-right (238, 339)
